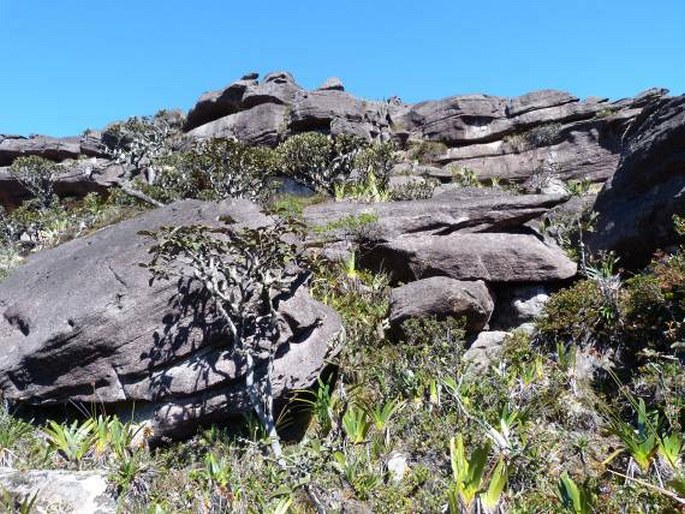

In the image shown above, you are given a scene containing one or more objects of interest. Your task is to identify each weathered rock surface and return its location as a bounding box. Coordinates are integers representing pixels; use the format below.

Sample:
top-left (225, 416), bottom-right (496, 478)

top-left (0, 199), bottom-right (343, 438)
top-left (463, 331), bottom-right (509, 369)
top-left (0, 469), bottom-right (115, 514)
top-left (0, 135), bottom-right (81, 167)
top-left (361, 232), bottom-right (577, 284)
top-left (187, 103), bottom-right (288, 146)
top-left (182, 77), bottom-right (258, 132)
top-left (182, 72), bottom-right (667, 188)
top-left (589, 95), bottom-right (685, 267)
top-left (0, 158), bottom-right (121, 208)
top-left (304, 188), bottom-right (568, 243)
top-left (389, 277), bottom-right (494, 334)
top-left (318, 77), bottom-right (345, 91)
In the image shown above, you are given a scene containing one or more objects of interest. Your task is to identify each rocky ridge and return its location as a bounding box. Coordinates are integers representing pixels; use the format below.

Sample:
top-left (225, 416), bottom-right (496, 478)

top-left (0, 71), bottom-right (683, 440)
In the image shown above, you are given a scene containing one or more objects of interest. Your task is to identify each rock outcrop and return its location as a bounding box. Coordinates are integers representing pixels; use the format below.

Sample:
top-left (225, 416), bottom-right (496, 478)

top-left (389, 277), bottom-right (494, 335)
top-left (180, 73), bottom-right (667, 187)
top-left (589, 95), bottom-right (685, 268)
top-left (362, 232), bottom-right (576, 284)
top-left (0, 72), bottom-right (671, 215)
top-left (304, 188), bottom-right (576, 331)
top-left (0, 199), bottom-right (343, 438)
top-left (0, 469), bottom-right (116, 514)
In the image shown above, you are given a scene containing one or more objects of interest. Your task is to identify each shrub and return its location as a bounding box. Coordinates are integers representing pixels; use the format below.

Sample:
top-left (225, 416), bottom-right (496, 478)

top-left (142, 219), bottom-right (304, 458)
top-left (102, 115), bottom-right (177, 185)
top-left (407, 140), bottom-right (448, 164)
top-left (152, 138), bottom-right (278, 203)
top-left (277, 132), bottom-right (397, 198)
top-left (448, 165), bottom-right (481, 187)
top-left (505, 123), bottom-right (563, 153)
top-left (9, 156), bottom-right (60, 208)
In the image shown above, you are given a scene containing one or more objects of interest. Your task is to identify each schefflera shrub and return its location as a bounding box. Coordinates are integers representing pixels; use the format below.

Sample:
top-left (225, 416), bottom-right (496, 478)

top-left (149, 138), bottom-right (280, 203)
top-left (277, 132), bottom-right (397, 196)
top-left (536, 249), bottom-right (685, 364)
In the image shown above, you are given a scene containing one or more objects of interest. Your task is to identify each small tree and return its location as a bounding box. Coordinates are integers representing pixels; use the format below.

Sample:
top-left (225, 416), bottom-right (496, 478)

top-left (142, 219), bottom-right (303, 457)
top-left (9, 156), bottom-right (60, 209)
top-left (103, 116), bottom-right (176, 186)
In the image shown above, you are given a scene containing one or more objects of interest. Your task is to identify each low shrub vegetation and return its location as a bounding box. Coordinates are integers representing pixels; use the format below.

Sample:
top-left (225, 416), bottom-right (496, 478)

top-left (0, 135), bottom-right (683, 512)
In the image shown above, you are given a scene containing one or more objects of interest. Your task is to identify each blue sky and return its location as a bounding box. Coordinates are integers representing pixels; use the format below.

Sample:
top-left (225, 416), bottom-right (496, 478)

top-left (1, 0), bottom-right (684, 137)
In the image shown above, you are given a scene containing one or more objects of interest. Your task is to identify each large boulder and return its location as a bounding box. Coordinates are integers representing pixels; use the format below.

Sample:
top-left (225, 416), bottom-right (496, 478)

top-left (589, 95), bottom-right (685, 268)
top-left (360, 231), bottom-right (577, 284)
top-left (304, 188), bottom-right (568, 243)
top-left (0, 199), bottom-right (343, 439)
top-left (187, 103), bottom-right (289, 146)
top-left (288, 89), bottom-right (369, 133)
top-left (183, 76), bottom-right (258, 132)
top-left (389, 277), bottom-right (494, 335)
top-left (241, 71), bottom-right (303, 109)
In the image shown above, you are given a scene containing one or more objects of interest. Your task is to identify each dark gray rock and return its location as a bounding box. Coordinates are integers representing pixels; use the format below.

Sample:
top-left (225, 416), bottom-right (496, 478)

top-left (183, 77), bottom-right (258, 132)
top-left (289, 89), bottom-right (368, 133)
top-left (436, 120), bottom-right (624, 183)
top-left (389, 277), bottom-right (494, 334)
top-left (589, 95), bottom-right (685, 268)
top-left (0, 134), bottom-right (82, 166)
top-left (0, 199), bottom-right (343, 439)
top-left (0, 158), bottom-right (122, 209)
top-left (395, 94), bottom-right (508, 144)
top-left (360, 231), bottom-right (577, 284)
top-left (241, 71), bottom-right (304, 109)
top-left (506, 90), bottom-right (578, 117)
top-left (304, 189), bottom-right (568, 243)
top-left (187, 103), bottom-right (289, 146)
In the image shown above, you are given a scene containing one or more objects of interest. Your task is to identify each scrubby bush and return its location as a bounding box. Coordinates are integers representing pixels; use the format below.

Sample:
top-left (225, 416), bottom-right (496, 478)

top-left (9, 155), bottom-right (60, 208)
top-left (537, 249), bottom-right (685, 366)
top-left (505, 122), bottom-right (564, 153)
top-left (407, 140), bottom-right (448, 164)
top-left (143, 218), bottom-right (305, 458)
top-left (151, 138), bottom-right (279, 203)
top-left (277, 132), bottom-right (397, 199)
top-left (102, 115), bottom-right (178, 185)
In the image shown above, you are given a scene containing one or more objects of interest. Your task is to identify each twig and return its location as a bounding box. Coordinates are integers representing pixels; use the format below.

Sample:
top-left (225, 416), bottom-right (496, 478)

top-left (119, 181), bottom-right (165, 207)
top-left (607, 469), bottom-right (685, 505)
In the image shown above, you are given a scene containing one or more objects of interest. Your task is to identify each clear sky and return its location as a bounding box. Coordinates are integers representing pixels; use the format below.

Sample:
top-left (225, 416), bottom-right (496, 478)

top-left (1, 0), bottom-right (684, 137)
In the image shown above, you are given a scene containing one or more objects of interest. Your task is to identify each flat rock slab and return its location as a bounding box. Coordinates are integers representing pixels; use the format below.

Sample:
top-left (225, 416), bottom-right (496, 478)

top-left (361, 232), bottom-right (577, 284)
top-left (0, 469), bottom-right (116, 513)
top-left (389, 277), bottom-right (494, 335)
top-left (0, 199), bottom-right (343, 439)
top-left (304, 189), bottom-right (567, 242)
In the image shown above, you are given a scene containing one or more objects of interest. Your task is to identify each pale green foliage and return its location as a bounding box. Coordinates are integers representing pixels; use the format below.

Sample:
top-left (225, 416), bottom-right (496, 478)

top-left (44, 418), bottom-right (97, 466)
top-left (154, 138), bottom-right (278, 203)
top-left (277, 132), bottom-right (397, 197)
top-left (9, 155), bottom-right (60, 208)
top-left (102, 115), bottom-right (178, 184)
top-left (447, 434), bottom-right (508, 512)
top-left (342, 405), bottom-right (372, 444)
top-left (448, 165), bottom-right (481, 187)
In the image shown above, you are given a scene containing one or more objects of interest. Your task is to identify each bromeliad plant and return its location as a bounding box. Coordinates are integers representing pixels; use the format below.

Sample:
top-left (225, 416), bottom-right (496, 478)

top-left (142, 218), bottom-right (304, 459)
top-left (447, 434), bottom-right (508, 514)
